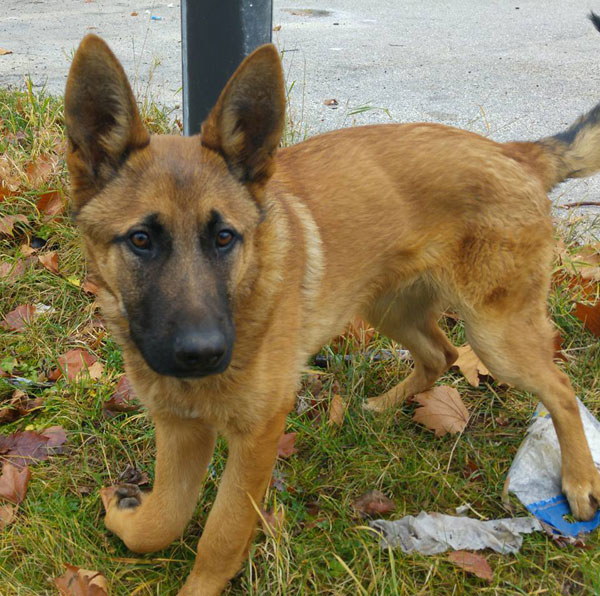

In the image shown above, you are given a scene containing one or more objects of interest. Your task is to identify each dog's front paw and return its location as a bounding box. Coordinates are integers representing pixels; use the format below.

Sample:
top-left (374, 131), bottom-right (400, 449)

top-left (101, 483), bottom-right (145, 545)
top-left (563, 468), bottom-right (600, 521)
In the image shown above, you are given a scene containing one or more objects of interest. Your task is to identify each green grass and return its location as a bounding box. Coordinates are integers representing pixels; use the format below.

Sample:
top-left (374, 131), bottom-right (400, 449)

top-left (1, 85), bottom-right (599, 595)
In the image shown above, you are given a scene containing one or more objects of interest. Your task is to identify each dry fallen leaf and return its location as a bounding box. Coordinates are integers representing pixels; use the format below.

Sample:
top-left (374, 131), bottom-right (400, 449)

top-left (259, 503), bottom-right (285, 536)
top-left (0, 214), bottom-right (28, 236)
top-left (327, 394), bottom-right (346, 426)
top-left (0, 462), bottom-right (31, 504)
top-left (0, 259), bottom-right (27, 282)
top-left (48, 349), bottom-right (97, 381)
top-left (447, 550), bottom-right (493, 582)
top-left (0, 426), bottom-right (67, 468)
top-left (453, 344), bottom-right (491, 387)
top-left (273, 24), bottom-right (281, 31)
top-left (413, 386), bottom-right (469, 437)
top-left (1, 304), bottom-right (36, 331)
top-left (0, 49), bottom-right (13, 56)
top-left (25, 154), bottom-right (58, 187)
top-left (573, 302), bottom-right (600, 337)
top-left (103, 375), bottom-right (140, 416)
top-left (54, 564), bottom-right (109, 596)
top-left (36, 190), bottom-right (65, 218)
top-left (82, 278), bottom-right (99, 295)
top-left (277, 432), bottom-right (298, 459)
top-left (38, 251), bottom-right (59, 274)
top-left (323, 98), bottom-right (339, 106)
top-left (0, 503), bottom-right (16, 529)
top-left (352, 489), bottom-right (396, 519)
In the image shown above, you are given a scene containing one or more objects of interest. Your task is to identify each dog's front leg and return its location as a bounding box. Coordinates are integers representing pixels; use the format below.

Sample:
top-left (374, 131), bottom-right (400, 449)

top-left (178, 413), bottom-right (286, 596)
top-left (104, 415), bottom-right (216, 553)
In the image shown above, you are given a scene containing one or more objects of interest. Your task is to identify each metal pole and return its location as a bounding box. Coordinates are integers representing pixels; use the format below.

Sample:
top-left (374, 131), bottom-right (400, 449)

top-left (181, 0), bottom-right (273, 136)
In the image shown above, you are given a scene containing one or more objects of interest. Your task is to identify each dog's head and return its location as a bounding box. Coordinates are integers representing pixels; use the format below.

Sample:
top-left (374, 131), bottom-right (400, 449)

top-left (64, 35), bottom-right (285, 378)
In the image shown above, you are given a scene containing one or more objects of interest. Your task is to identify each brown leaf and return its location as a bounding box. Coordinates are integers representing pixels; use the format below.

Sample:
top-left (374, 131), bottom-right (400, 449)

top-left (38, 251), bottom-right (59, 274)
top-left (82, 278), bottom-right (99, 295)
top-left (0, 503), bottom-right (16, 529)
top-left (131, 11), bottom-right (138, 16)
top-left (87, 361), bottom-right (104, 380)
top-left (36, 190), bottom-right (65, 218)
top-left (0, 462), bottom-right (31, 504)
top-left (26, 154), bottom-right (58, 187)
top-left (259, 503), bottom-right (285, 536)
top-left (453, 345), bottom-right (490, 387)
top-left (553, 332), bottom-right (567, 361)
top-left (0, 390), bottom-right (43, 424)
top-left (0, 49), bottom-right (13, 56)
top-left (323, 98), bottom-right (339, 106)
top-left (276, 432), bottom-right (298, 459)
top-left (413, 386), bottom-right (469, 437)
top-left (327, 394), bottom-right (346, 426)
top-left (1, 304), bottom-right (36, 331)
top-left (574, 302), bottom-right (600, 337)
top-left (447, 550), bottom-right (493, 582)
top-left (332, 316), bottom-right (375, 353)
top-left (118, 464), bottom-right (149, 486)
top-left (0, 426), bottom-right (66, 468)
top-left (352, 489), bottom-right (396, 519)
top-left (48, 349), bottom-right (97, 381)
top-left (54, 564), bottom-right (109, 596)
top-left (273, 24), bottom-right (281, 31)
top-left (103, 375), bottom-right (140, 416)
top-left (0, 259), bottom-right (27, 282)
top-left (0, 214), bottom-right (28, 235)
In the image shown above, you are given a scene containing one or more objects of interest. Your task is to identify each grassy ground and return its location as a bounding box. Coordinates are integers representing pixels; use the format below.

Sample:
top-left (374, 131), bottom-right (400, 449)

top-left (1, 85), bottom-right (600, 596)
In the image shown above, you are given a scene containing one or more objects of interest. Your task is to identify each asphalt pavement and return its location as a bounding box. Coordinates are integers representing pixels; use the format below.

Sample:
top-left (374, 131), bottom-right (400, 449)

top-left (2, 0), bottom-right (600, 207)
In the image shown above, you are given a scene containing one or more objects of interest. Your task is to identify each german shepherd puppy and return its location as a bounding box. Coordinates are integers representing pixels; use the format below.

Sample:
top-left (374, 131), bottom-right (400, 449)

top-left (65, 35), bottom-right (600, 594)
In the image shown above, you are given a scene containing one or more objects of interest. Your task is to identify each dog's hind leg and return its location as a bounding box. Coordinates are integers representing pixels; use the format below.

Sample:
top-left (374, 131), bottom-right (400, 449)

top-left (103, 416), bottom-right (216, 553)
top-left (364, 285), bottom-right (458, 412)
top-left (464, 306), bottom-right (600, 521)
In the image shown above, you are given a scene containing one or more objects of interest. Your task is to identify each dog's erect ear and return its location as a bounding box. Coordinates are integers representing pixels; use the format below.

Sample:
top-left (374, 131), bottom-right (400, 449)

top-left (201, 44), bottom-right (285, 188)
top-left (64, 34), bottom-right (149, 207)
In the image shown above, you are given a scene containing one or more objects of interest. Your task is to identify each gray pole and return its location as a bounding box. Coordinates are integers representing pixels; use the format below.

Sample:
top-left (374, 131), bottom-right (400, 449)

top-left (181, 0), bottom-right (273, 136)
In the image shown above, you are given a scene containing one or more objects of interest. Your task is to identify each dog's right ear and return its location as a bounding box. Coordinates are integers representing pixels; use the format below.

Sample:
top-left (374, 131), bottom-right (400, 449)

top-left (64, 35), bottom-right (149, 208)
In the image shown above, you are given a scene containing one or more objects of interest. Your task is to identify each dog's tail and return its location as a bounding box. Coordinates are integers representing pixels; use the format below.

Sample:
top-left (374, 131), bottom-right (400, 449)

top-left (526, 101), bottom-right (600, 191)
top-left (512, 12), bottom-right (600, 192)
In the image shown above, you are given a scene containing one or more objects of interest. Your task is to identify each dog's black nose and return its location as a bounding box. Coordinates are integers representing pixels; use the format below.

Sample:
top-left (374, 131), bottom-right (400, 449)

top-left (173, 328), bottom-right (227, 372)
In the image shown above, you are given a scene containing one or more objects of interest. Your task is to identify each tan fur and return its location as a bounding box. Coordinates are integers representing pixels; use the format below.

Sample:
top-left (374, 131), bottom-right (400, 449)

top-left (65, 36), bottom-right (600, 595)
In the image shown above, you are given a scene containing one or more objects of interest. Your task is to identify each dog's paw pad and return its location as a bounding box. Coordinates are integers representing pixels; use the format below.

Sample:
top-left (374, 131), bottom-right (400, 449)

top-left (115, 483), bottom-right (142, 509)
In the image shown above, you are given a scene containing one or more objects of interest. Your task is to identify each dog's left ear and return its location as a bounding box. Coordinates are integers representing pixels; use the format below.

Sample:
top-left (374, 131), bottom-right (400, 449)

top-left (201, 44), bottom-right (285, 189)
top-left (64, 34), bottom-right (150, 208)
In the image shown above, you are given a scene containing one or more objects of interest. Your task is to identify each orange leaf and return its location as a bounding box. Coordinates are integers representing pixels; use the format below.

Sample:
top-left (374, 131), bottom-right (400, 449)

top-left (413, 386), bottom-right (469, 437)
top-left (0, 259), bottom-right (27, 281)
top-left (327, 394), bottom-right (346, 426)
top-left (1, 304), bottom-right (36, 331)
top-left (38, 251), bottom-right (59, 274)
top-left (48, 349), bottom-right (97, 381)
top-left (82, 278), bottom-right (100, 295)
top-left (447, 550), bottom-right (493, 582)
top-left (352, 489), bottom-right (396, 518)
top-left (574, 302), bottom-right (600, 337)
top-left (0, 462), bottom-right (31, 504)
top-left (54, 564), bottom-right (109, 596)
top-left (276, 432), bottom-right (298, 459)
top-left (453, 345), bottom-right (491, 387)
top-left (0, 504), bottom-right (16, 529)
top-left (0, 214), bottom-right (27, 235)
top-left (36, 190), bottom-right (65, 218)
top-left (26, 154), bottom-right (58, 187)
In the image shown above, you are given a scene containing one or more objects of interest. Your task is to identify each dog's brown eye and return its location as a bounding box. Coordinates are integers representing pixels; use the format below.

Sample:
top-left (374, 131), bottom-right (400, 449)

top-left (216, 230), bottom-right (234, 249)
top-left (129, 231), bottom-right (151, 251)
